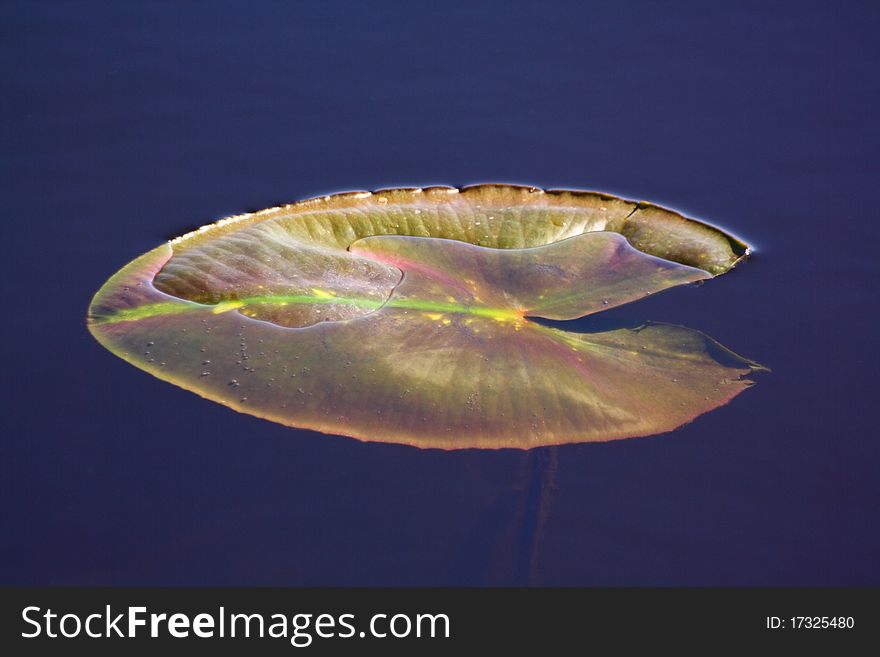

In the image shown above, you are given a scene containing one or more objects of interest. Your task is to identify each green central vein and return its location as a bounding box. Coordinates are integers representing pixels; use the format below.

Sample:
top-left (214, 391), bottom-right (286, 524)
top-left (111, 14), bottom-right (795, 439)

top-left (91, 293), bottom-right (522, 325)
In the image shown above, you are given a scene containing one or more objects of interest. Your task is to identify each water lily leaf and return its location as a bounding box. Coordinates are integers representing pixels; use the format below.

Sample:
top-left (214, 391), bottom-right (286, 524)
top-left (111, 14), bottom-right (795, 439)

top-left (88, 185), bottom-right (760, 449)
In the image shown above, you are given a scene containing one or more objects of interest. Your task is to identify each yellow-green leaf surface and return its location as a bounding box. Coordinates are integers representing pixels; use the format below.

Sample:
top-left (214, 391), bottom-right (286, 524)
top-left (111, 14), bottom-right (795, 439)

top-left (88, 185), bottom-right (760, 449)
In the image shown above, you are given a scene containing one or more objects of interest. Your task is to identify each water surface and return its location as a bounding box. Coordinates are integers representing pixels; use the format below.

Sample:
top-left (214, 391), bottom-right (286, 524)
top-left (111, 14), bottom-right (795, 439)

top-left (1, 0), bottom-right (878, 585)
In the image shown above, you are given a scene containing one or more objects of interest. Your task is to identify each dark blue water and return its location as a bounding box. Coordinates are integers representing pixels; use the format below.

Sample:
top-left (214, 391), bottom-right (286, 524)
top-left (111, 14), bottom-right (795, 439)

top-left (2, 0), bottom-right (878, 585)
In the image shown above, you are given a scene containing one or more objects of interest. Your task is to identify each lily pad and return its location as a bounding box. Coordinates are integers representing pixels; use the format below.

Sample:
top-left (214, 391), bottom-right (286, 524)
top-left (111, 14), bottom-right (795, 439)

top-left (88, 185), bottom-right (761, 449)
